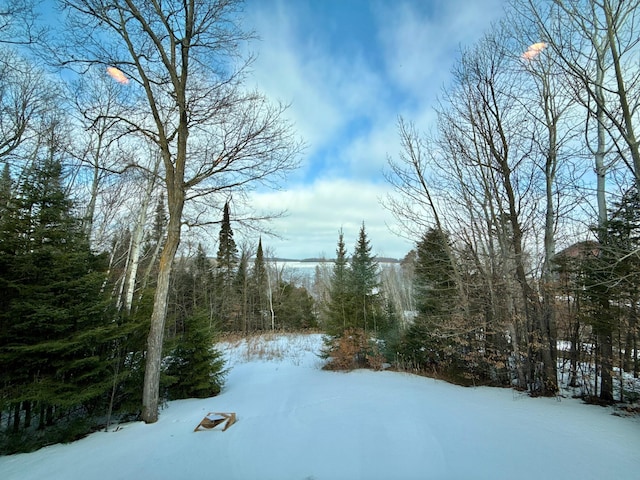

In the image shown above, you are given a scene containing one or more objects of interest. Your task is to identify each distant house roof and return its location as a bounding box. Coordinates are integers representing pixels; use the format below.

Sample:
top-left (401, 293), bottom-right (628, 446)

top-left (556, 240), bottom-right (600, 260)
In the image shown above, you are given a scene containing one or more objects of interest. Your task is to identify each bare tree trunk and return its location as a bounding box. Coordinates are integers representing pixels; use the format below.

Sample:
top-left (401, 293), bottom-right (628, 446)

top-left (123, 159), bottom-right (160, 313)
top-left (141, 184), bottom-right (183, 423)
top-left (600, 330), bottom-right (614, 402)
top-left (602, 0), bottom-right (640, 188)
top-left (267, 264), bottom-right (275, 330)
top-left (538, 65), bottom-right (561, 395)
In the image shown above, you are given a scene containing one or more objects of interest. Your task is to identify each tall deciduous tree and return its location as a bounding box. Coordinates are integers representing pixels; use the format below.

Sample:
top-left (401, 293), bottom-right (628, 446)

top-left (386, 24), bottom-right (561, 394)
top-left (524, 0), bottom-right (640, 188)
top-left (55, 0), bottom-right (301, 423)
top-left (517, 0), bottom-right (640, 401)
top-left (0, 48), bottom-right (52, 163)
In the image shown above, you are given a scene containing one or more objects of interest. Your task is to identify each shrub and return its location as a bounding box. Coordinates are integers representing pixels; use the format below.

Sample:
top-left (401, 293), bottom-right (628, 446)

top-left (321, 328), bottom-right (385, 371)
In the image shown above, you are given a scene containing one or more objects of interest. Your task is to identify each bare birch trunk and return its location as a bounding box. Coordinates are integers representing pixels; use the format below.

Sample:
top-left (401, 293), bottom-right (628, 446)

top-left (123, 160), bottom-right (160, 314)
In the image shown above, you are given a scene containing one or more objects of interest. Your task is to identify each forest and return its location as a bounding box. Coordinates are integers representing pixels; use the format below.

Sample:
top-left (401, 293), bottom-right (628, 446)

top-left (1, 0), bottom-right (640, 455)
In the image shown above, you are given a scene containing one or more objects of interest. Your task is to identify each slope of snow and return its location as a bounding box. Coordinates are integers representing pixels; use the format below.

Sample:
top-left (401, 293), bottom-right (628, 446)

top-left (1, 334), bottom-right (639, 480)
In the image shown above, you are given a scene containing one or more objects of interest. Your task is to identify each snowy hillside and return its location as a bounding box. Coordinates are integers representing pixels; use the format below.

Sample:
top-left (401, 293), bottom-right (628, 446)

top-left (1, 334), bottom-right (639, 480)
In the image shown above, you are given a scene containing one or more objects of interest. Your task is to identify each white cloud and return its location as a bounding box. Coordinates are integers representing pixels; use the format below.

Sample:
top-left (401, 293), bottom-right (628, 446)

top-left (376, 0), bottom-right (505, 108)
top-left (246, 2), bottom-right (385, 158)
top-left (238, 0), bottom-right (505, 259)
top-left (247, 178), bottom-right (413, 259)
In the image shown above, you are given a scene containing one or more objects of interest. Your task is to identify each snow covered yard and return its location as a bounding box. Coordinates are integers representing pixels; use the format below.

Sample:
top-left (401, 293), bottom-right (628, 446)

top-left (1, 333), bottom-right (639, 480)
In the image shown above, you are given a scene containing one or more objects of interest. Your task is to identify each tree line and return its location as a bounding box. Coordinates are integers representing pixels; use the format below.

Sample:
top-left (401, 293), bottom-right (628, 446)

top-left (0, 0), bottom-right (304, 452)
top-left (383, 0), bottom-right (640, 401)
top-left (0, 154), bottom-right (315, 453)
top-left (2, 0), bottom-right (640, 455)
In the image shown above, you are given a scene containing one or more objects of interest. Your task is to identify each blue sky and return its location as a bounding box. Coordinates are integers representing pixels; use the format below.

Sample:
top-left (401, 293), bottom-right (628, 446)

top-left (242, 0), bottom-right (506, 259)
top-left (35, 0), bottom-right (505, 260)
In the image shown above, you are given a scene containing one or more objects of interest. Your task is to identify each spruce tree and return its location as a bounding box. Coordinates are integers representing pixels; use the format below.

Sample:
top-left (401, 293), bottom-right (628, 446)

top-left (413, 228), bottom-right (457, 318)
top-left (163, 245), bottom-right (225, 400)
top-left (322, 227), bottom-right (384, 370)
top-left (349, 222), bottom-right (381, 334)
top-left (193, 243), bottom-right (214, 317)
top-left (582, 188), bottom-right (640, 401)
top-left (251, 237), bottom-right (268, 330)
top-left (398, 228), bottom-right (459, 373)
top-left (275, 282), bottom-right (317, 330)
top-left (325, 229), bottom-right (351, 335)
top-left (163, 311), bottom-right (226, 400)
top-left (0, 163), bottom-right (11, 215)
top-left (235, 249), bottom-right (250, 331)
top-left (214, 201), bottom-right (239, 329)
top-left (0, 155), bottom-right (118, 445)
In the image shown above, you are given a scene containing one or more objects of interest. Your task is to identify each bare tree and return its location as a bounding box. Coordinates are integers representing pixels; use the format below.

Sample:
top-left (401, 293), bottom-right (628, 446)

top-left (522, 0), bottom-right (640, 189)
top-left (0, 49), bottom-right (53, 164)
top-left (517, 0), bottom-right (640, 401)
top-left (66, 70), bottom-right (135, 240)
top-left (386, 24), bottom-right (571, 394)
top-left (55, 0), bottom-right (302, 423)
top-left (0, 0), bottom-right (45, 45)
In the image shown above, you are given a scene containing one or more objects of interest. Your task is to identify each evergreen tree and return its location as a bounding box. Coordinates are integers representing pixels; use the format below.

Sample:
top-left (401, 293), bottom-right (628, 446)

top-left (214, 201), bottom-right (239, 329)
top-left (0, 155), bottom-right (118, 446)
top-left (582, 188), bottom-right (640, 401)
top-left (607, 190), bottom-right (640, 380)
top-left (349, 222), bottom-right (382, 334)
top-left (251, 237), bottom-right (268, 330)
top-left (0, 163), bottom-right (11, 216)
top-left (163, 310), bottom-right (226, 399)
top-left (141, 194), bottom-right (167, 267)
top-left (275, 282), bottom-right (317, 330)
top-left (324, 229), bottom-right (351, 335)
top-left (397, 228), bottom-right (459, 374)
top-left (413, 228), bottom-right (457, 318)
top-left (235, 249), bottom-right (250, 332)
top-left (193, 243), bottom-right (214, 318)
top-left (163, 246), bottom-right (225, 400)
top-left (322, 226), bottom-right (384, 370)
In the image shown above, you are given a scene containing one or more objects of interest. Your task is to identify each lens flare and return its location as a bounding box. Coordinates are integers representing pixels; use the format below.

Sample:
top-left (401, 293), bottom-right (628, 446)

top-left (106, 66), bottom-right (129, 85)
top-left (522, 42), bottom-right (547, 60)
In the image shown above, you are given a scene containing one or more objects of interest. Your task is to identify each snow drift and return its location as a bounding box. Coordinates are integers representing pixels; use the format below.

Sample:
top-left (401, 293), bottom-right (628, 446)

top-left (1, 334), bottom-right (639, 480)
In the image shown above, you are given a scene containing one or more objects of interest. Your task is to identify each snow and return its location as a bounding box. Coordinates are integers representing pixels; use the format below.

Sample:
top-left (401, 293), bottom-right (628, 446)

top-left (2, 334), bottom-right (639, 480)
